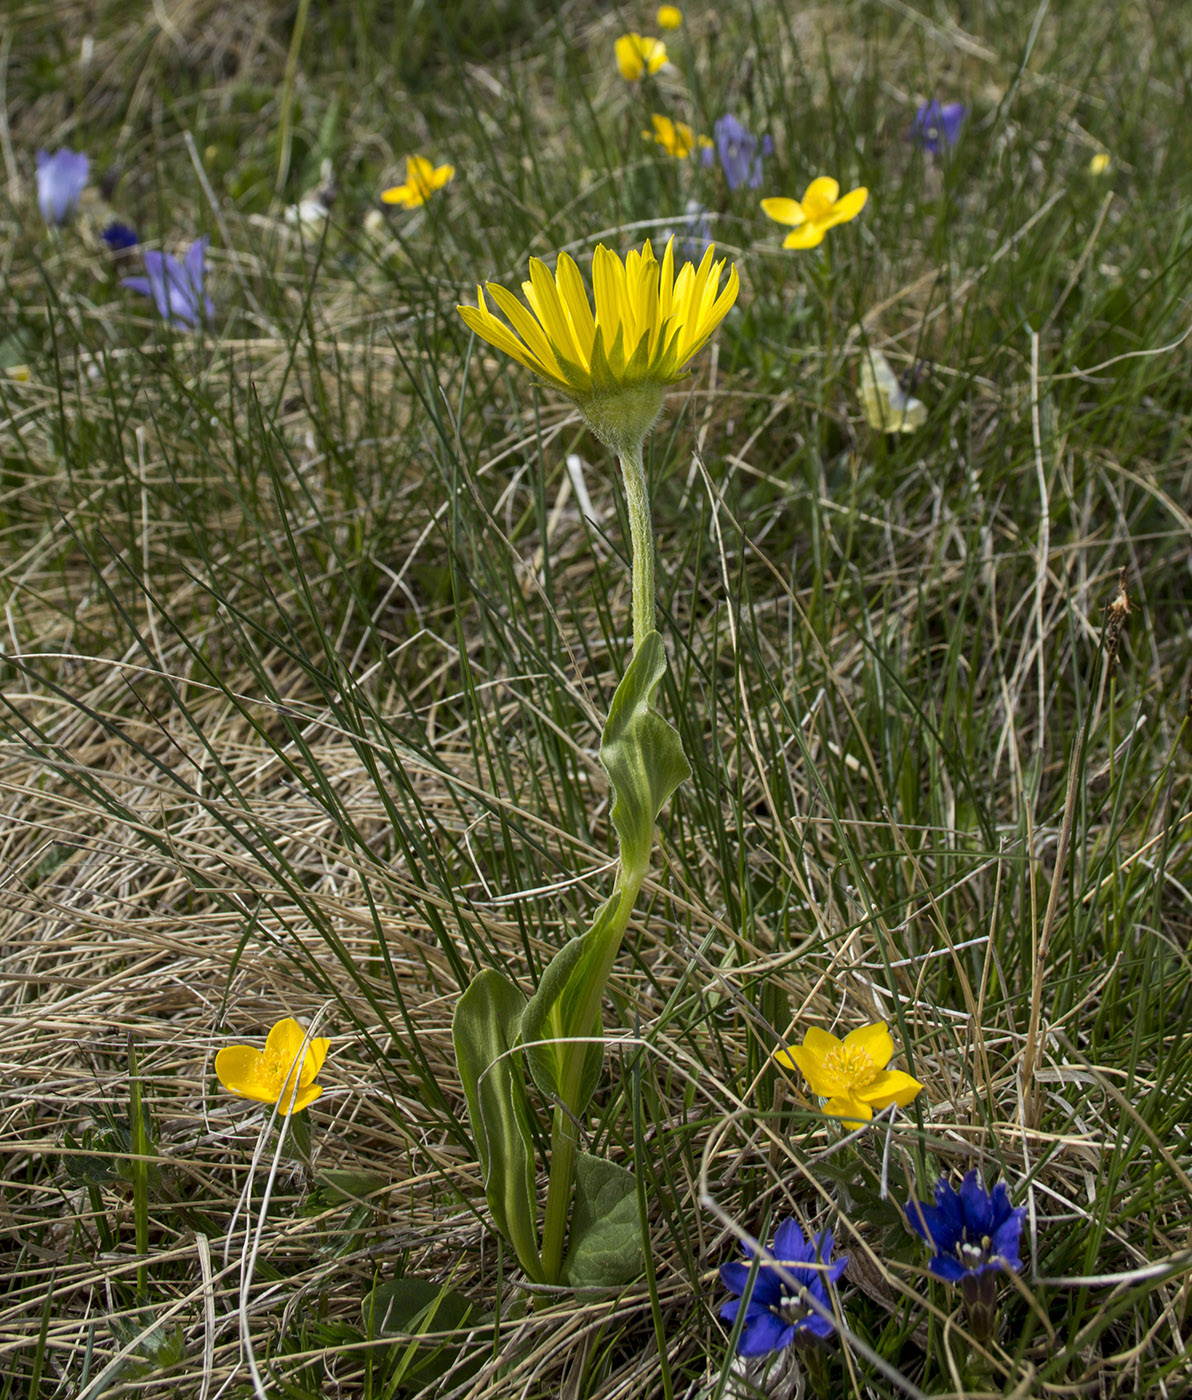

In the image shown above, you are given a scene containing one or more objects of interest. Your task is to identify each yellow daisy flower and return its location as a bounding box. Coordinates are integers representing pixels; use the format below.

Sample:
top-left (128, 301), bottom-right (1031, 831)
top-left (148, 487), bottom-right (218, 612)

top-left (775, 1020), bottom-right (922, 1128)
top-left (457, 237), bottom-right (737, 448)
top-left (761, 177), bottom-right (869, 250)
top-left (381, 154), bottom-right (455, 209)
top-left (642, 114), bottom-right (709, 158)
top-left (215, 1016), bottom-right (329, 1116)
top-left (657, 4), bottom-right (683, 28)
top-left (615, 33), bottom-right (668, 81)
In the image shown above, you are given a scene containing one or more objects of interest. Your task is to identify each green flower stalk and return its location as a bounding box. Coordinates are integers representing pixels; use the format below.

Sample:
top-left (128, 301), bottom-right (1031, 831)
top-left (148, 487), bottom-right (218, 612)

top-left (454, 236), bottom-right (737, 1285)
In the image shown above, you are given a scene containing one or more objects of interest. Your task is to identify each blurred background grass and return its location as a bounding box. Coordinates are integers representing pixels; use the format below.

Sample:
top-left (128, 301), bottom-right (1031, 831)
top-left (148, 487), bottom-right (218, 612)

top-left (1, 0), bottom-right (1191, 1395)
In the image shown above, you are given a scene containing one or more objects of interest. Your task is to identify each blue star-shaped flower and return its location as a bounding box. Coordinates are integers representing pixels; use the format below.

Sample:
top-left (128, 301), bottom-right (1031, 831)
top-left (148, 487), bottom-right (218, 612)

top-left (907, 1170), bottom-right (1024, 1282)
top-left (908, 100), bottom-right (967, 154)
top-left (121, 236), bottom-right (215, 329)
top-left (719, 1218), bottom-right (848, 1357)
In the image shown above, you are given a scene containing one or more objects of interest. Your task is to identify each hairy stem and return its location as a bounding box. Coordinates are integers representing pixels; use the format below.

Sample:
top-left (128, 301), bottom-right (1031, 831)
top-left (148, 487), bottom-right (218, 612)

top-left (618, 439), bottom-right (656, 654)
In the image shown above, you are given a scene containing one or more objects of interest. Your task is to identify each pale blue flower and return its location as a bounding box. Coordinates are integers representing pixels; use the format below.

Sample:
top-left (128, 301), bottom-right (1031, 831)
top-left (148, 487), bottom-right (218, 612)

top-left (122, 237), bottom-right (215, 329)
top-left (701, 115), bottom-right (772, 190)
top-left (36, 148), bottom-right (89, 225)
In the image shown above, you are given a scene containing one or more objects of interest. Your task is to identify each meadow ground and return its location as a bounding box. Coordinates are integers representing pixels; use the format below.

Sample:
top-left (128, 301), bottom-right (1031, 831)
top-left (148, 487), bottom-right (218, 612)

top-left (2, 1), bottom-right (1192, 1396)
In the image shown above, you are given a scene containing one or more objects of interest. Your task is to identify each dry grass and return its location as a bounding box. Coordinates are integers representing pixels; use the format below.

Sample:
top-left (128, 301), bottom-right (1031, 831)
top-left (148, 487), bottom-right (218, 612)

top-left (3, 0), bottom-right (1192, 1396)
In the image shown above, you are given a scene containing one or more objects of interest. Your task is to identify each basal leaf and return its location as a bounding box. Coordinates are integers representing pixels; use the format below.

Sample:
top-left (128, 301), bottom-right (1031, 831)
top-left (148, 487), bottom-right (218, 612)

top-left (522, 889), bottom-right (624, 1113)
top-left (563, 1152), bottom-right (643, 1288)
top-left (451, 969), bottom-right (542, 1280)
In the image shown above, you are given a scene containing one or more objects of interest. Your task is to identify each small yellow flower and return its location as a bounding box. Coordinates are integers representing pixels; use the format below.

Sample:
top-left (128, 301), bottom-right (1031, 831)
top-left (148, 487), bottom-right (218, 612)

top-left (381, 154), bottom-right (455, 209)
top-left (657, 4), bottom-right (683, 28)
top-left (1088, 152), bottom-right (1111, 176)
top-left (615, 33), bottom-right (668, 81)
top-left (774, 1021), bottom-right (922, 1128)
top-left (216, 1017), bottom-right (329, 1116)
top-left (642, 114), bottom-right (709, 158)
top-left (761, 177), bottom-right (869, 250)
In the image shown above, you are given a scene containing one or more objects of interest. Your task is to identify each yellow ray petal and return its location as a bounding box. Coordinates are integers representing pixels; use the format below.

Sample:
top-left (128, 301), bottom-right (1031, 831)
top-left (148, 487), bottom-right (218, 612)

top-left (783, 224), bottom-right (827, 249)
top-left (844, 1020), bottom-right (894, 1069)
top-left (861, 1069), bottom-right (923, 1110)
top-left (801, 176), bottom-right (840, 217)
top-left (761, 197), bottom-right (807, 227)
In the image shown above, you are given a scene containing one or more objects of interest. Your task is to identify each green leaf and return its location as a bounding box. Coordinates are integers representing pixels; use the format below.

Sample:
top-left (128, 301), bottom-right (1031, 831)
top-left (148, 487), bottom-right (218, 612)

top-left (520, 635), bottom-right (687, 1122)
top-left (601, 630), bottom-right (690, 876)
top-left (316, 1168), bottom-right (389, 1205)
top-left (522, 889), bottom-right (624, 1112)
top-left (451, 969), bottom-right (543, 1281)
top-left (563, 1152), bottom-right (643, 1288)
top-left (363, 1278), bottom-right (490, 1393)
top-left (364, 1277), bottom-right (479, 1336)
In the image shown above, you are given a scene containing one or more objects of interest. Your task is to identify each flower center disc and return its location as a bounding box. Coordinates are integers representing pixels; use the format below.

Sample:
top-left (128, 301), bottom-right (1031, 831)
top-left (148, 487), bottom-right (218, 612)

top-left (823, 1044), bottom-right (877, 1088)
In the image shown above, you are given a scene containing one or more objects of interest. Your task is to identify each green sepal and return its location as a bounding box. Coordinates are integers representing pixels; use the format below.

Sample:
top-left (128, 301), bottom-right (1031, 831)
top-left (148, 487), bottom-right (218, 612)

top-left (451, 969), bottom-right (543, 1281)
top-left (522, 889), bottom-right (625, 1113)
top-left (563, 1152), bottom-right (643, 1288)
top-left (601, 629), bottom-right (690, 876)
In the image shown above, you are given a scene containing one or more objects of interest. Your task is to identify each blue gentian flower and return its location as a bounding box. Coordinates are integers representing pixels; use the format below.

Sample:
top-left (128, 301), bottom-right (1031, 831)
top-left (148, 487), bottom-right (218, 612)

top-left (702, 115), bottom-right (772, 190)
top-left (907, 1170), bottom-right (1025, 1341)
top-left (122, 237), bottom-right (215, 329)
top-left (908, 100), bottom-right (967, 154)
top-left (719, 1218), bottom-right (848, 1357)
top-left (907, 1170), bottom-right (1024, 1281)
top-left (102, 221), bottom-right (139, 251)
top-left (35, 148), bottom-right (90, 225)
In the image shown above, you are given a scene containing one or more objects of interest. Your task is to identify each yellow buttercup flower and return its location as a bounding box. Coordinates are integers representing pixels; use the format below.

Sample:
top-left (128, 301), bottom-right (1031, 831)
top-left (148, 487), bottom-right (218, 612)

top-left (657, 4), bottom-right (683, 28)
top-left (216, 1016), bottom-right (329, 1116)
top-left (458, 237), bottom-right (737, 449)
top-left (761, 177), bottom-right (869, 250)
top-left (381, 154), bottom-right (455, 209)
top-left (615, 33), bottom-right (668, 81)
top-left (774, 1021), bottom-right (922, 1128)
top-left (642, 114), bottom-right (709, 158)
top-left (1088, 152), bottom-right (1111, 175)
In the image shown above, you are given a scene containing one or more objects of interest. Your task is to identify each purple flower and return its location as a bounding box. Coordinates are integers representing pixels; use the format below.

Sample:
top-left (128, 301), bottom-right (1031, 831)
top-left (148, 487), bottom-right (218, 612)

top-left (908, 100), bottom-right (967, 154)
top-left (102, 221), bottom-right (138, 251)
top-left (702, 115), bottom-right (772, 190)
top-left (122, 237), bottom-right (215, 329)
top-left (907, 1170), bottom-right (1024, 1283)
top-left (35, 148), bottom-right (90, 225)
top-left (719, 1218), bottom-right (848, 1357)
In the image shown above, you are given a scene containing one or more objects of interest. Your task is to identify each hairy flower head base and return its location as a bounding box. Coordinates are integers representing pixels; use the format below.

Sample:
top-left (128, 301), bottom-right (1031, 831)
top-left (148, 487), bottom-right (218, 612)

top-left (216, 1016), bottom-right (329, 1115)
top-left (457, 236), bottom-right (737, 452)
top-left (775, 1021), bottom-right (923, 1128)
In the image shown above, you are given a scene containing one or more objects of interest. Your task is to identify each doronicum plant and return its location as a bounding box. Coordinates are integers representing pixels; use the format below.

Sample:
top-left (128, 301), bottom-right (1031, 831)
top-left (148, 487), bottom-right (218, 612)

top-left (453, 235), bottom-right (737, 1286)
